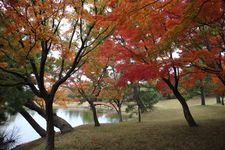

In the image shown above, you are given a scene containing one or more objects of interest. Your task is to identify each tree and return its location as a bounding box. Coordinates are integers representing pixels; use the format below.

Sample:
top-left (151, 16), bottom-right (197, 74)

top-left (66, 50), bottom-right (110, 127)
top-left (74, 80), bottom-right (102, 127)
top-left (118, 52), bottom-right (198, 126)
top-left (102, 0), bottom-right (225, 89)
top-left (139, 83), bottom-right (161, 109)
top-left (211, 76), bottom-right (225, 105)
top-left (99, 66), bottom-right (131, 123)
top-left (0, 85), bottom-right (34, 148)
top-left (157, 0), bottom-right (225, 86)
top-left (100, 0), bottom-right (224, 127)
top-left (0, 38), bottom-right (72, 136)
top-left (0, 1), bottom-right (113, 149)
top-left (0, 67), bottom-right (50, 137)
top-left (99, 0), bottom-right (201, 126)
top-left (24, 100), bottom-right (73, 134)
top-left (180, 69), bottom-right (214, 105)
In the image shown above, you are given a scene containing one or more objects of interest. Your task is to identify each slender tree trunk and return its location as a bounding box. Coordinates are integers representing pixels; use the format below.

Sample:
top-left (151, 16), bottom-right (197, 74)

top-left (221, 94), bottom-right (224, 105)
top-left (45, 101), bottom-right (55, 150)
top-left (20, 109), bottom-right (46, 137)
top-left (163, 78), bottom-right (198, 127)
top-left (111, 100), bottom-right (123, 122)
top-left (216, 95), bottom-right (221, 104)
top-left (133, 83), bottom-right (147, 113)
top-left (138, 106), bottom-right (141, 123)
top-left (174, 90), bottom-right (198, 127)
top-left (118, 105), bottom-right (123, 122)
top-left (25, 101), bottom-right (72, 133)
top-left (200, 84), bottom-right (205, 105)
top-left (89, 102), bottom-right (100, 127)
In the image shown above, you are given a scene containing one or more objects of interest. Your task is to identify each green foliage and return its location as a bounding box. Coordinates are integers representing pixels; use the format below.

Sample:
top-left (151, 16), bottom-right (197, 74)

top-left (125, 103), bottom-right (136, 113)
top-left (139, 85), bottom-right (161, 108)
top-left (0, 86), bottom-right (34, 114)
top-left (125, 84), bottom-right (161, 113)
top-left (184, 75), bottom-right (213, 100)
top-left (184, 86), bottom-right (201, 100)
top-left (0, 106), bottom-right (6, 125)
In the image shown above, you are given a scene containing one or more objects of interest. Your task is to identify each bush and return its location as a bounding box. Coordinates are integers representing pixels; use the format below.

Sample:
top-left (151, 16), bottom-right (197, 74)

top-left (140, 86), bottom-right (161, 109)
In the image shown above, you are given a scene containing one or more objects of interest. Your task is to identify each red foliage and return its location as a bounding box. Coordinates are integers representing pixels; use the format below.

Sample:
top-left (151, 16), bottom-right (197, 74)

top-left (99, 0), bottom-right (225, 91)
top-left (116, 62), bottom-right (159, 86)
top-left (156, 80), bottom-right (173, 97)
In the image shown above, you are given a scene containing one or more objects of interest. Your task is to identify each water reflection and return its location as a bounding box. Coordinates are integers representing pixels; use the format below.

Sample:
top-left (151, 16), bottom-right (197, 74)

top-left (0, 108), bottom-right (119, 146)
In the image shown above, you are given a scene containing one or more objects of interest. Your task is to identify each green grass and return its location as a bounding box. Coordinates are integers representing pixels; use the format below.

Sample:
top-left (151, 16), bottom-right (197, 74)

top-left (16, 97), bottom-right (225, 150)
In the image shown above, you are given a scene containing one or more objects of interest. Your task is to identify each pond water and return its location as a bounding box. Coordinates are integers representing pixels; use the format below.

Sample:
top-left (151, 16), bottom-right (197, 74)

top-left (0, 108), bottom-right (119, 147)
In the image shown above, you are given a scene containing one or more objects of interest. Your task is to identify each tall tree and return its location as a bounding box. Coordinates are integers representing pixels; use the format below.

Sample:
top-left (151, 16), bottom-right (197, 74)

top-left (157, 0), bottom-right (225, 85)
top-left (99, 0), bottom-right (201, 126)
top-left (0, 1), bottom-right (113, 149)
top-left (102, 0), bottom-right (225, 86)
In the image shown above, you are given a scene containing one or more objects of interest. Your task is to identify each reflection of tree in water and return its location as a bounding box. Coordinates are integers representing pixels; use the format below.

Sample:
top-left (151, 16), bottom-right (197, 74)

top-left (80, 111), bottom-right (93, 124)
top-left (80, 110), bottom-right (120, 124)
top-left (4, 108), bottom-right (123, 133)
top-left (103, 112), bottom-right (120, 123)
top-left (55, 108), bottom-right (80, 121)
top-left (0, 107), bottom-right (126, 147)
top-left (55, 108), bottom-right (121, 125)
top-left (5, 108), bottom-right (121, 127)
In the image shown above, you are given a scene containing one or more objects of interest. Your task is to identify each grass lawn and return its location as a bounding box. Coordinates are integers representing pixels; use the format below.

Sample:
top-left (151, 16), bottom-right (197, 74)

top-left (16, 97), bottom-right (225, 150)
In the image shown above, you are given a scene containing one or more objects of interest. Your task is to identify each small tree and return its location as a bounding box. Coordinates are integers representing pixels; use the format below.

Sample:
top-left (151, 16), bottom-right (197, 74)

top-left (67, 51), bottom-right (110, 127)
top-left (100, 80), bottom-right (131, 122)
top-left (139, 83), bottom-right (161, 109)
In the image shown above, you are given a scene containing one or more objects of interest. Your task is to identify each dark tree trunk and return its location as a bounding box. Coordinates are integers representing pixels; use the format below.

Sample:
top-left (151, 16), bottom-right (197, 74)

top-left (118, 105), bottom-right (123, 122)
top-left (111, 99), bottom-right (123, 122)
top-left (138, 106), bottom-right (141, 123)
top-left (221, 94), bottom-right (224, 105)
top-left (25, 101), bottom-right (72, 133)
top-left (216, 95), bottom-right (221, 104)
top-left (174, 90), bottom-right (198, 127)
top-left (217, 74), bottom-right (225, 87)
top-left (89, 101), bottom-right (100, 127)
top-left (133, 83), bottom-right (147, 113)
top-left (45, 101), bottom-right (55, 150)
top-left (163, 78), bottom-right (198, 127)
top-left (200, 83), bottom-right (205, 105)
top-left (20, 109), bottom-right (46, 137)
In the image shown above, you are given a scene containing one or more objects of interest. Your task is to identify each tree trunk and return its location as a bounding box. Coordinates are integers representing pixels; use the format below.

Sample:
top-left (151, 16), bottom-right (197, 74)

top-left (111, 100), bottom-right (123, 122)
top-left (133, 83), bottom-right (147, 113)
top-left (89, 102), bottom-right (100, 127)
top-left (221, 94), bottom-right (224, 105)
top-left (20, 109), bottom-right (46, 137)
top-left (174, 90), bottom-right (198, 127)
top-left (217, 74), bottom-right (225, 87)
top-left (163, 78), bottom-right (198, 127)
top-left (45, 101), bottom-right (55, 150)
top-left (25, 101), bottom-right (72, 133)
top-left (118, 105), bottom-right (123, 122)
top-left (216, 95), bottom-right (221, 104)
top-left (138, 106), bottom-right (141, 123)
top-left (200, 84), bottom-right (205, 105)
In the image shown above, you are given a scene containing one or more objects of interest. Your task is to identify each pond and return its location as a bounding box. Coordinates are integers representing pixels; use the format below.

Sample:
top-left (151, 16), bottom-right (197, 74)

top-left (0, 107), bottom-right (119, 147)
